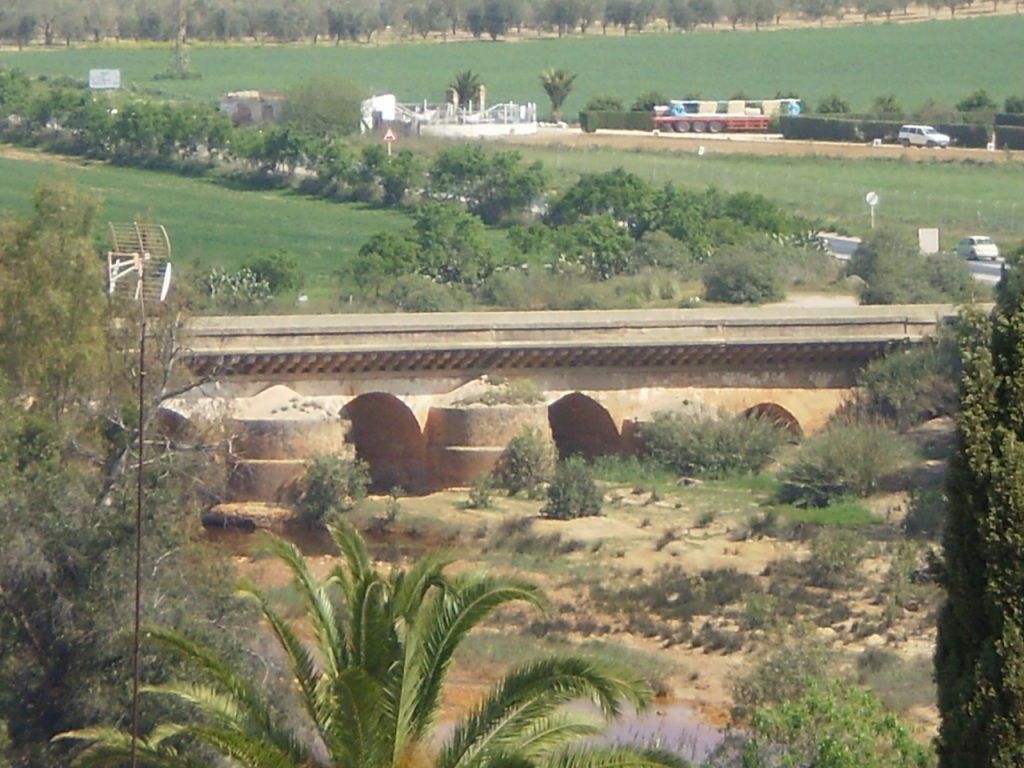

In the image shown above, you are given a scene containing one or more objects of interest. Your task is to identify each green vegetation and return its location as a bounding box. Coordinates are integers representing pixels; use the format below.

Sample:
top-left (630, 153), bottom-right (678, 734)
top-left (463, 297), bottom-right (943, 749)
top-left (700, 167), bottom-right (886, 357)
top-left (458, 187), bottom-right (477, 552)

top-left (542, 456), bottom-right (603, 519)
top-left (2, 16), bottom-right (1024, 116)
top-left (778, 421), bottom-right (914, 507)
top-left (0, 154), bottom-right (408, 308)
top-left (848, 229), bottom-right (975, 305)
top-left (61, 523), bottom-right (686, 768)
top-left (936, 299), bottom-right (1024, 766)
top-left (494, 427), bottom-right (557, 499)
top-left (296, 455), bottom-right (369, 524)
top-left (638, 411), bottom-right (787, 479)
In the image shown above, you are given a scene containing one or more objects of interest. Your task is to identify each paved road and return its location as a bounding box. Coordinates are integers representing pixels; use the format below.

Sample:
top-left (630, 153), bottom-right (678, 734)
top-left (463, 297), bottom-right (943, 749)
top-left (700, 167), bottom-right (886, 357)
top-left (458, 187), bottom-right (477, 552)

top-left (820, 234), bottom-right (1003, 285)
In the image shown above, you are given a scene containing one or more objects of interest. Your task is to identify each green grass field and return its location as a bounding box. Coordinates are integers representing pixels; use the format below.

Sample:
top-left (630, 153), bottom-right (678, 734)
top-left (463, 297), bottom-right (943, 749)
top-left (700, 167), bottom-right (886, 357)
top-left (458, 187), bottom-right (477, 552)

top-left (1, 15), bottom-right (1022, 117)
top-left (0, 153), bottom-right (409, 307)
top-left (505, 141), bottom-right (1024, 241)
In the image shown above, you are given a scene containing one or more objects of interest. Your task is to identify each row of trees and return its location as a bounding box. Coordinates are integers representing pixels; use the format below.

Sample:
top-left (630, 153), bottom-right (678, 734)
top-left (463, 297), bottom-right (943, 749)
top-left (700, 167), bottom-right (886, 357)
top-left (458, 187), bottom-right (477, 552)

top-left (0, 0), bottom-right (1004, 50)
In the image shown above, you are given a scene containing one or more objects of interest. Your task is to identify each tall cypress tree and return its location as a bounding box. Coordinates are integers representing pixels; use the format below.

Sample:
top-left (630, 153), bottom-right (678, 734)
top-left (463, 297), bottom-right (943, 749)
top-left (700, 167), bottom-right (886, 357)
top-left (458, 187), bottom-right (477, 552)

top-left (936, 284), bottom-right (1024, 767)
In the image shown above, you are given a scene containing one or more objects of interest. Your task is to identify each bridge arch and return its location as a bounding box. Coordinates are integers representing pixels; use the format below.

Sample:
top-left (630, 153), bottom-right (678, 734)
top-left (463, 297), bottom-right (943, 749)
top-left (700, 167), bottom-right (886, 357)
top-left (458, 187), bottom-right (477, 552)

top-left (742, 402), bottom-right (803, 439)
top-left (548, 393), bottom-right (622, 459)
top-left (341, 393), bottom-right (426, 493)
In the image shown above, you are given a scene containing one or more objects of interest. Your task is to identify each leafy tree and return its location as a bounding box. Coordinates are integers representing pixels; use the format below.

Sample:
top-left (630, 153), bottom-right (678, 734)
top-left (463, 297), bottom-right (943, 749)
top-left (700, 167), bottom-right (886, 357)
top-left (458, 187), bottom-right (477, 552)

top-left (935, 298), bottom-right (1024, 767)
top-left (0, 181), bottom-right (108, 415)
top-left (552, 215), bottom-right (634, 280)
top-left (816, 93), bottom-right (851, 113)
top-left (1004, 95), bottom-right (1024, 114)
top-left (740, 677), bottom-right (932, 768)
top-left (539, 0), bottom-right (582, 35)
top-left (955, 88), bottom-right (997, 114)
top-left (61, 523), bottom-right (686, 768)
top-left (285, 73), bottom-right (364, 136)
top-left (546, 168), bottom-right (653, 236)
top-left (539, 67), bottom-right (577, 123)
top-left (429, 145), bottom-right (547, 224)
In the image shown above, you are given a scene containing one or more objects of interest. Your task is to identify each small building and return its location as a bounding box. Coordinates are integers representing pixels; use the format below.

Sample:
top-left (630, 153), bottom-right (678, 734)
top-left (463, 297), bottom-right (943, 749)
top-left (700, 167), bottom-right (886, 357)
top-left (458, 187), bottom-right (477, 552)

top-left (219, 91), bottom-right (285, 126)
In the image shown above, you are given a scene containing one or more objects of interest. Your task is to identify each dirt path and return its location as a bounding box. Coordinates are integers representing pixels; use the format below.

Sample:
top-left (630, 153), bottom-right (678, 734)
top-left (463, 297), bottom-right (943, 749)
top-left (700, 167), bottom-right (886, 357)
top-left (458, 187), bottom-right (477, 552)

top-left (502, 127), bottom-right (1016, 163)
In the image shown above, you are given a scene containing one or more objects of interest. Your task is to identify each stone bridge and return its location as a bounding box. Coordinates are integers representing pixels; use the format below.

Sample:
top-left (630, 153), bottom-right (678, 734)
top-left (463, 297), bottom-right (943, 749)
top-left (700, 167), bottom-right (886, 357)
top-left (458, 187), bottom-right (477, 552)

top-left (172, 304), bottom-right (957, 499)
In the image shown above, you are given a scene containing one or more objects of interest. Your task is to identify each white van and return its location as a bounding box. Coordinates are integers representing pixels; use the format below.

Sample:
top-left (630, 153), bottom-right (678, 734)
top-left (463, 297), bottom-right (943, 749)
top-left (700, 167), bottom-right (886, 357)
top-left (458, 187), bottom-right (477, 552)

top-left (898, 125), bottom-right (950, 148)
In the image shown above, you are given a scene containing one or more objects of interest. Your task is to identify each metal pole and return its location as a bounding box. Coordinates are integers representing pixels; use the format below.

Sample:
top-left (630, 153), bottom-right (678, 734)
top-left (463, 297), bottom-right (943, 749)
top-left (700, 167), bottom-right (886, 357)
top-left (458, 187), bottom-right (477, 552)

top-left (130, 303), bottom-right (146, 768)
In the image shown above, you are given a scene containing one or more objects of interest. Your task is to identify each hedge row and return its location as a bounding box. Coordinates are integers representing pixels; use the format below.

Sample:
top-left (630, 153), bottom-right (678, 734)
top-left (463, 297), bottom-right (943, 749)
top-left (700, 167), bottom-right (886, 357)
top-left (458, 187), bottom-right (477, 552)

top-left (995, 113), bottom-right (1024, 127)
top-left (779, 116), bottom-right (990, 147)
top-left (995, 125), bottom-right (1024, 150)
top-left (579, 111), bottom-right (653, 133)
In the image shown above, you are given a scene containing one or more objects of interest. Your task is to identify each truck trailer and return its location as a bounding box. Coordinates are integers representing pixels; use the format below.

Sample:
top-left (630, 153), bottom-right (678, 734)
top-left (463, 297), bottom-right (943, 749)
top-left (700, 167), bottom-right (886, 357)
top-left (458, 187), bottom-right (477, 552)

top-left (651, 98), bottom-right (801, 133)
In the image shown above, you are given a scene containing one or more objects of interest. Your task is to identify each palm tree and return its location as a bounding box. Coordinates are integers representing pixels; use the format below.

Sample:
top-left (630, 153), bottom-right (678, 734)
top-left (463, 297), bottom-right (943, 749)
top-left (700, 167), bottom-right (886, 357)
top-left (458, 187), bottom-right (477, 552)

top-left (60, 522), bottom-right (689, 768)
top-left (539, 68), bottom-right (577, 123)
top-left (449, 70), bottom-right (483, 110)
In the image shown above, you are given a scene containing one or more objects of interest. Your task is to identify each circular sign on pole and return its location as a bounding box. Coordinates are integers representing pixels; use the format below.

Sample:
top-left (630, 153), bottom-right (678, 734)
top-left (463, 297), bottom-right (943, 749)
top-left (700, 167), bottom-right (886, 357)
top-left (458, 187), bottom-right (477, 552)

top-left (865, 191), bottom-right (879, 229)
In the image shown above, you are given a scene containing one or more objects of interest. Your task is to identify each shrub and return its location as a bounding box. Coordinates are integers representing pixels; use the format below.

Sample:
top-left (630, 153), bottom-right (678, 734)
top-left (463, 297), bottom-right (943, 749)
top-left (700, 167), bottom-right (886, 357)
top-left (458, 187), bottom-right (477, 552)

top-left (493, 427), bottom-right (556, 498)
top-left (1004, 96), bottom-right (1024, 115)
top-left (296, 455), bottom-right (369, 524)
top-left (955, 88), bottom-right (997, 114)
top-left (584, 95), bottom-right (625, 112)
top-left (639, 411), bottom-right (786, 479)
top-left (458, 376), bottom-right (543, 406)
top-left (578, 110), bottom-right (653, 133)
top-left (466, 473), bottom-right (494, 509)
top-left (903, 486), bottom-right (947, 538)
top-left (703, 248), bottom-right (785, 305)
top-left (816, 94), bottom-right (850, 114)
top-left (848, 229), bottom-right (973, 305)
top-left (778, 422), bottom-right (913, 507)
top-left (631, 91), bottom-right (668, 111)
top-left (245, 250), bottom-right (300, 295)
top-left (805, 529), bottom-right (867, 588)
top-left (854, 332), bottom-right (960, 430)
top-left (870, 94), bottom-right (903, 118)
top-left (731, 641), bottom-right (836, 720)
top-left (542, 457), bottom-right (602, 520)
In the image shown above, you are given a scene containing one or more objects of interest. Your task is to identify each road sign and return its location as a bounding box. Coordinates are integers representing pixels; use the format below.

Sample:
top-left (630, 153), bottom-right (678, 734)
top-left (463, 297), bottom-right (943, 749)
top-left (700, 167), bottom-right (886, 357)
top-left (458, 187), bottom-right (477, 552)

top-left (865, 191), bottom-right (879, 229)
top-left (382, 127), bottom-right (397, 142)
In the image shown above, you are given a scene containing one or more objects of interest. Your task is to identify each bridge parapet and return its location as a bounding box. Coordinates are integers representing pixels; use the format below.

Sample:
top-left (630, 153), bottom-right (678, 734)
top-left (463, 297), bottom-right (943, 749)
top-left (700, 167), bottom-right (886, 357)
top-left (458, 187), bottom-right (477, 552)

top-left (184, 304), bottom-right (960, 378)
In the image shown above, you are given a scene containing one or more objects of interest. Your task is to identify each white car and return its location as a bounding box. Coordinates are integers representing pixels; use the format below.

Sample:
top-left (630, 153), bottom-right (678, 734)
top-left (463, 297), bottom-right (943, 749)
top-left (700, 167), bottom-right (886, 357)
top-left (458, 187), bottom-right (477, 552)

top-left (955, 236), bottom-right (1000, 261)
top-left (898, 124), bottom-right (950, 148)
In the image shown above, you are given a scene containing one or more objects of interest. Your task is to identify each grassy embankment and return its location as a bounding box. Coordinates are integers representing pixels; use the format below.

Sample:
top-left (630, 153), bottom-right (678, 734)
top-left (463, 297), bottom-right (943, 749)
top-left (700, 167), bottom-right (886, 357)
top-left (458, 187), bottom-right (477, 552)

top-left (1, 15), bottom-right (1023, 119)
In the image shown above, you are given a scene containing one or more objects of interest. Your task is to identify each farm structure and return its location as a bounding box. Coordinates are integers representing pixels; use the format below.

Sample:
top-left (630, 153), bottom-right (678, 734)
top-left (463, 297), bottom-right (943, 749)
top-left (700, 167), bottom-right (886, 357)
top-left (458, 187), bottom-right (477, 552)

top-left (652, 98), bottom-right (801, 133)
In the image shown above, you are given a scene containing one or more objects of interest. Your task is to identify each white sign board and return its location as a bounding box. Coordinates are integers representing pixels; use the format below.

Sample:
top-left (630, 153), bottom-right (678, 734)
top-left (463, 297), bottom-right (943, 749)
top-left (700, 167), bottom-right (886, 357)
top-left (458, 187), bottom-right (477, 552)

top-left (918, 228), bottom-right (940, 254)
top-left (88, 69), bottom-right (121, 90)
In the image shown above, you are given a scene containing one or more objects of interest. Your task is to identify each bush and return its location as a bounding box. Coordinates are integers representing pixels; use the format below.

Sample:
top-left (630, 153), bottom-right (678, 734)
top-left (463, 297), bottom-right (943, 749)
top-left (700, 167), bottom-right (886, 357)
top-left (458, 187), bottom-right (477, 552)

top-left (584, 95), bottom-right (625, 112)
top-left (493, 427), bottom-right (556, 498)
top-left (466, 473), bottom-right (494, 509)
top-left (848, 229), bottom-right (973, 305)
top-left (731, 641), bottom-right (836, 720)
top-left (542, 457), bottom-right (602, 520)
top-left (578, 110), bottom-right (653, 133)
top-left (778, 422), bottom-right (913, 507)
top-left (996, 124), bottom-right (1024, 150)
top-left (296, 455), bottom-right (369, 524)
top-left (638, 411), bottom-right (786, 479)
top-left (854, 333), bottom-right (960, 430)
top-left (805, 529), bottom-right (867, 588)
top-left (703, 248), bottom-right (785, 305)
top-left (903, 486), bottom-right (947, 538)
top-left (631, 91), bottom-right (668, 111)
top-left (816, 94), bottom-right (851, 114)
top-left (245, 250), bottom-right (300, 295)
top-left (955, 88), bottom-right (997, 114)
top-left (779, 115), bottom-right (859, 141)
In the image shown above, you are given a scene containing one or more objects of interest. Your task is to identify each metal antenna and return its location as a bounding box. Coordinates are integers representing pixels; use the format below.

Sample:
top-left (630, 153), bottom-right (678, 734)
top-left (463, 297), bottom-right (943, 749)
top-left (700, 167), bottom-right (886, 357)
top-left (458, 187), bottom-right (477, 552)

top-left (107, 222), bottom-right (173, 768)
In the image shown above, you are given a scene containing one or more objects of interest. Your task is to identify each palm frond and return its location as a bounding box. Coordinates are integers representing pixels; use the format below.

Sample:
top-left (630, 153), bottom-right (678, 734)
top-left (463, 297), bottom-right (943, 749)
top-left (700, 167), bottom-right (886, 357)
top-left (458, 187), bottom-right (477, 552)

top-left (543, 746), bottom-right (692, 768)
top-left (438, 657), bottom-right (650, 768)
top-left (55, 726), bottom-right (207, 768)
top-left (237, 583), bottom-right (334, 740)
top-left (512, 713), bottom-right (603, 759)
top-left (398, 576), bottom-right (543, 756)
top-left (251, 533), bottom-right (346, 677)
top-left (323, 665), bottom-right (392, 768)
top-left (143, 626), bottom-right (308, 764)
